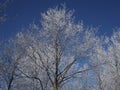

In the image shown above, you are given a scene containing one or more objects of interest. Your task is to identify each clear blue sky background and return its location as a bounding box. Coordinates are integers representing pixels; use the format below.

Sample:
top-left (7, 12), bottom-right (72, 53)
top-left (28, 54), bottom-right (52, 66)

top-left (0, 0), bottom-right (120, 39)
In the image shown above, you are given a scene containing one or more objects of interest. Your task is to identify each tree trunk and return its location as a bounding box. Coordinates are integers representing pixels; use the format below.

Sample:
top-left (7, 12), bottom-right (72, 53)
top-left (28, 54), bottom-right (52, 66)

top-left (8, 76), bottom-right (13, 90)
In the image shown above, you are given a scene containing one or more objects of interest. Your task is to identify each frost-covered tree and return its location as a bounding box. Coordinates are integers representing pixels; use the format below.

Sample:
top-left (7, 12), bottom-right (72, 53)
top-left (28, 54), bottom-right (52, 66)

top-left (2, 4), bottom-right (120, 90)
top-left (90, 29), bottom-right (120, 90)
top-left (101, 30), bottom-right (120, 90)
top-left (90, 36), bottom-right (109, 90)
top-left (15, 5), bottom-right (96, 90)
top-left (0, 40), bottom-right (23, 90)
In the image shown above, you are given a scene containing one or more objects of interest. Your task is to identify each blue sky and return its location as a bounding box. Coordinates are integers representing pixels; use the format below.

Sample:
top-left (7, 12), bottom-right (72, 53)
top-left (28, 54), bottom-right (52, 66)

top-left (0, 0), bottom-right (120, 39)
